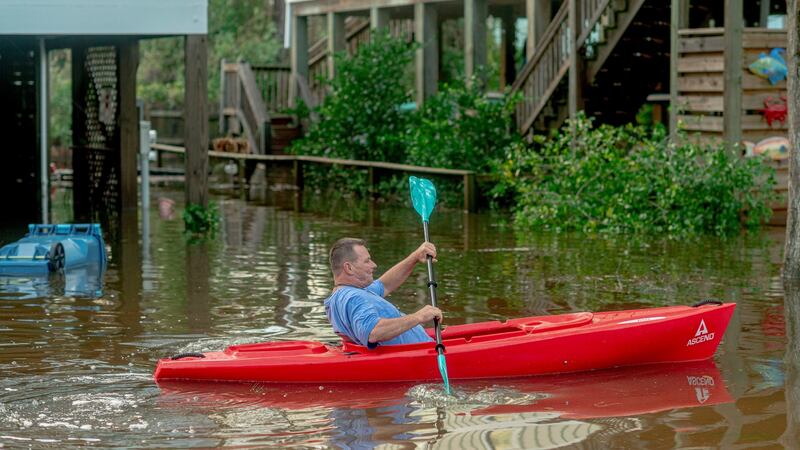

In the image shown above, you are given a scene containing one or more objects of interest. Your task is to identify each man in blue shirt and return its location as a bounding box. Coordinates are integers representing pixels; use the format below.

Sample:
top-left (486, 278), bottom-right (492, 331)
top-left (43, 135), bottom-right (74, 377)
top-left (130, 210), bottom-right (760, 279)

top-left (324, 238), bottom-right (442, 348)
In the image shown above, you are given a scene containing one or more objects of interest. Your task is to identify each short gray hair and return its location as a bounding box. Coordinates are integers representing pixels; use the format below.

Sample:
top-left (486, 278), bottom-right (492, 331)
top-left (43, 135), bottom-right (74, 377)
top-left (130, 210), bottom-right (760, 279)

top-left (329, 238), bottom-right (366, 276)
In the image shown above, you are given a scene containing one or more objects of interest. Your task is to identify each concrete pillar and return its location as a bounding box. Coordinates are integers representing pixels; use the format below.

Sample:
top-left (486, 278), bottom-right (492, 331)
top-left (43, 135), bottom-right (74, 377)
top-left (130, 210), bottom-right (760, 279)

top-left (415, 2), bottom-right (439, 105)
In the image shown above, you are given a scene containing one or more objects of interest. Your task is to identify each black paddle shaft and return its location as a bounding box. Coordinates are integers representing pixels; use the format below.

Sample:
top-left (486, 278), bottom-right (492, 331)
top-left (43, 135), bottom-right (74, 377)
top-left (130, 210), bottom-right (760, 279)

top-left (423, 221), bottom-right (445, 353)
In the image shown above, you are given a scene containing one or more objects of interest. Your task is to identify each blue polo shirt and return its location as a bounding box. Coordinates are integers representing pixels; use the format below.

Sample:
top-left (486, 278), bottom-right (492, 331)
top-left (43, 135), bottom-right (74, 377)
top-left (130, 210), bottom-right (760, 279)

top-left (324, 280), bottom-right (432, 348)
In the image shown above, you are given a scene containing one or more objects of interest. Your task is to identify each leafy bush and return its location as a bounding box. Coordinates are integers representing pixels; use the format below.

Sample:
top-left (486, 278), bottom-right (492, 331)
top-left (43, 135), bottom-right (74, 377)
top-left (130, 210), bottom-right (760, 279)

top-left (405, 79), bottom-right (520, 174)
top-left (183, 203), bottom-right (219, 237)
top-left (500, 115), bottom-right (776, 236)
top-left (291, 34), bottom-right (523, 208)
top-left (292, 31), bottom-right (415, 162)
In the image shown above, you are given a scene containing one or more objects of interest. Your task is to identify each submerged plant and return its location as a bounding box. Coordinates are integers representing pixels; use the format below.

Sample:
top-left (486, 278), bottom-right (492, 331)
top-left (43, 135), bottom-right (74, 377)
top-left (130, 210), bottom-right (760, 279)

top-left (183, 203), bottom-right (219, 237)
top-left (501, 115), bottom-right (776, 237)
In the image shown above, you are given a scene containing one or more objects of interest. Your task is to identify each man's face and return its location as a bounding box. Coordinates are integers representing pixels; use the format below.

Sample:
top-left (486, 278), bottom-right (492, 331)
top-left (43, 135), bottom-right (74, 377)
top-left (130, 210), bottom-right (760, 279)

top-left (347, 245), bottom-right (377, 287)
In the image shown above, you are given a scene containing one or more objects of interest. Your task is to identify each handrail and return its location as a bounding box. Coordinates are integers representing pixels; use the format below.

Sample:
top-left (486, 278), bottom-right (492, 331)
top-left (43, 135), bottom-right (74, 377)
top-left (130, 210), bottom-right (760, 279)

top-left (307, 17), bottom-right (372, 105)
top-left (150, 142), bottom-right (478, 212)
top-left (510, 3), bottom-right (569, 93)
top-left (576, 0), bottom-right (613, 46)
top-left (219, 61), bottom-right (271, 154)
top-left (510, 0), bottom-right (626, 134)
top-left (150, 144), bottom-right (474, 175)
top-left (252, 65), bottom-right (292, 114)
top-left (510, 2), bottom-right (570, 134)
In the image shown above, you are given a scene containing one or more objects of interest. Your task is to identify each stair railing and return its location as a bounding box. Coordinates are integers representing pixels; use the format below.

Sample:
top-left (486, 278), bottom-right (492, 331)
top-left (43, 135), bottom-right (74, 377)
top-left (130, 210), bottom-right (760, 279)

top-left (251, 63), bottom-right (292, 115)
top-left (307, 17), bottom-right (371, 105)
top-left (511, 2), bottom-right (570, 134)
top-left (220, 60), bottom-right (271, 155)
top-left (511, 0), bottom-right (621, 134)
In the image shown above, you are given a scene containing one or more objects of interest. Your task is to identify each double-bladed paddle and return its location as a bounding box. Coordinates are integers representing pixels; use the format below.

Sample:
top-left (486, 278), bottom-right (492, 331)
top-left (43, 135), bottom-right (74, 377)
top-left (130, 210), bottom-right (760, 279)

top-left (409, 176), bottom-right (451, 395)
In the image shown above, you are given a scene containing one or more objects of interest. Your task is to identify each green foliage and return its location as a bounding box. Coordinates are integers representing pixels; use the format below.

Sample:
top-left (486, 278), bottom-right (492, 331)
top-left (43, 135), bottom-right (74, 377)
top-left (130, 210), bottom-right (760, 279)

top-left (405, 79), bottom-right (520, 174)
top-left (291, 33), bottom-right (522, 209)
top-left (293, 31), bottom-right (415, 162)
top-left (138, 0), bottom-right (282, 109)
top-left (183, 203), bottom-right (220, 237)
top-left (500, 115), bottom-right (776, 237)
top-left (48, 50), bottom-right (72, 149)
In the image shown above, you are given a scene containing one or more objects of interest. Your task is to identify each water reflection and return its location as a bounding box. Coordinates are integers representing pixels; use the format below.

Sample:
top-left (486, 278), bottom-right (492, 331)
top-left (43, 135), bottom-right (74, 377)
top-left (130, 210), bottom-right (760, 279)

top-left (157, 360), bottom-right (732, 448)
top-left (0, 264), bottom-right (105, 299)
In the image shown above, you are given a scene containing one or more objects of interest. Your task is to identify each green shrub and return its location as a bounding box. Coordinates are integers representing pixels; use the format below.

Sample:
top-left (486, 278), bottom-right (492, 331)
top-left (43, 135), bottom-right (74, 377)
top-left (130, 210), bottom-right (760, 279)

top-left (501, 115), bottom-right (776, 237)
top-left (291, 33), bottom-right (524, 209)
top-left (405, 78), bottom-right (520, 173)
top-left (183, 203), bottom-right (219, 237)
top-left (292, 31), bottom-right (415, 162)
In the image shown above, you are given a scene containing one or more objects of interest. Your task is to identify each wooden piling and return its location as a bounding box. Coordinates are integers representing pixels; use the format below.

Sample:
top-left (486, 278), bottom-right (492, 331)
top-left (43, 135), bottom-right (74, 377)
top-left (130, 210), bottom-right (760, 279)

top-left (184, 34), bottom-right (209, 207)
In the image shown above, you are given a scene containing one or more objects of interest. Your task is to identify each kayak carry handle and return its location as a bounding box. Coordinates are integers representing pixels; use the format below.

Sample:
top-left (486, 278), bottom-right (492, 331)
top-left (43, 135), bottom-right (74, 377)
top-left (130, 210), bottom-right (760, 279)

top-left (170, 352), bottom-right (206, 360)
top-left (692, 299), bottom-right (723, 307)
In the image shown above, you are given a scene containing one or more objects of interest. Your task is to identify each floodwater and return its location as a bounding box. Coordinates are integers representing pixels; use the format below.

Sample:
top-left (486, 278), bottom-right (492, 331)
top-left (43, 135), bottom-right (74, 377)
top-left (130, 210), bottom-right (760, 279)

top-left (0, 186), bottom-right (796, 448)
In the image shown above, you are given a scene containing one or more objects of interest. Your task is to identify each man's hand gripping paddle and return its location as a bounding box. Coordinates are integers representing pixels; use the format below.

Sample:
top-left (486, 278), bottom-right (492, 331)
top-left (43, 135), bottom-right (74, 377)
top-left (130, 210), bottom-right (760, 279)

top-left (409, 176), bottom-right (451, 395)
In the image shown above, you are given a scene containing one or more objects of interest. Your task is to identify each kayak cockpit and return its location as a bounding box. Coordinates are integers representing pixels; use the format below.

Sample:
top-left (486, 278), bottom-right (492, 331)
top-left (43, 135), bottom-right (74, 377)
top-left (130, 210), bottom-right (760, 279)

top-left (337, 312), bottom-right (596, 354)
top-left (436, 312), bottom-right (594, 341)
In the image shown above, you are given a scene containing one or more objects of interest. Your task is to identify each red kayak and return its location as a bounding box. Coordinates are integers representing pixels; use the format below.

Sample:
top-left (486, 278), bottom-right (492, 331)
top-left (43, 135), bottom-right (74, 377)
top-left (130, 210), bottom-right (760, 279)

top-left (153, 302), bottom-right (735, 383)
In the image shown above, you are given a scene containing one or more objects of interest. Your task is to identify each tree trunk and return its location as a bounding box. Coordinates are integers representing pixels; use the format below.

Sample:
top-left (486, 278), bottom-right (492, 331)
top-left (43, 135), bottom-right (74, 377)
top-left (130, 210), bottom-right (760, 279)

top-left (784, 0), bottom-right (800, 279)
top-left (782, 278), bottom-right (800, 445)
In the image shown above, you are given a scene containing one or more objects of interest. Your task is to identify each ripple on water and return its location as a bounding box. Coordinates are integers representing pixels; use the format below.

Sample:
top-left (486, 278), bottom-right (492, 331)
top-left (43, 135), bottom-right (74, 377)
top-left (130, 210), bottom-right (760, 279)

top-left (406, 383), bottom-right (544, 409)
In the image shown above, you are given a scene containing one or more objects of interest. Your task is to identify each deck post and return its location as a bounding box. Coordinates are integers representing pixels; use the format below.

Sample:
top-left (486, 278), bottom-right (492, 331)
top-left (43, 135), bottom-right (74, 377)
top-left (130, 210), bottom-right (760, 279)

top-left (415, 2), bottom-right (439, 106)
top-left (759, 0), bottom-right (771, 27)
top-left (463, 173), bottom-right (476, 213)
top-left (368, 166), bottom-right (377, 200)
top-left (723, 0), bottom-right (743, 153)
top-left (327, 12), bottom-right (346, 78)
top-left (464, 0), bottom-right (487, 85)
top-left (568, 0), bottom-right (584, 118)
top-left (370, 7), bottom-right (390, 33)
top-left (526, 0), bottom-right (550, 60)
top-left (119, 39), bottom-right (139, 212)
top-left (289, 14), bottom-right (309, 109)
top-left (669, 0), bottom-right (689, 138)
top-left (293, 159), bottom-right (304, 212)
top-left (185, 34), bottom-right (209, 208)
top-left (499, 8), bottom-right (516, 88)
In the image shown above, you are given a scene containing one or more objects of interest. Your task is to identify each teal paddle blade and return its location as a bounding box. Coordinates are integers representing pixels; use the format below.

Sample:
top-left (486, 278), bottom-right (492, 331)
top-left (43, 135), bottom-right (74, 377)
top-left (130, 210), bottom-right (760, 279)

top-left (409, 176), bottom-right (437, 222)
top-left (437, 353), bottom-right (451, 395)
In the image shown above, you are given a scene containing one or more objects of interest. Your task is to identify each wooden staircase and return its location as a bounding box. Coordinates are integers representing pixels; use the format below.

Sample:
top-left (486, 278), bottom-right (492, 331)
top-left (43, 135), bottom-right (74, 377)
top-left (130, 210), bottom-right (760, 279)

top-left (511, 0), bottom-right (668, 135)
top-left (221, 18), bottom-right (376, 155)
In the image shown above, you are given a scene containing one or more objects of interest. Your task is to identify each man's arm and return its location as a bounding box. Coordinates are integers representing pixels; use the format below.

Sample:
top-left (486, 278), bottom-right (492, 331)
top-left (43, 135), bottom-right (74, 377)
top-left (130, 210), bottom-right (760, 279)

top-left (368, 305), bottom-right (442, 344)
top-left (378, 242), bottom-right (436, 296)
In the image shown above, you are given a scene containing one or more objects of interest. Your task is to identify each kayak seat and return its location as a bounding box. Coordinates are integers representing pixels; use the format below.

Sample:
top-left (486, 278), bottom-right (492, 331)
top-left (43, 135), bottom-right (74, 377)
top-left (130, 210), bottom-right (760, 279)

top-left (517, 312), bottom-right (594, 333)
